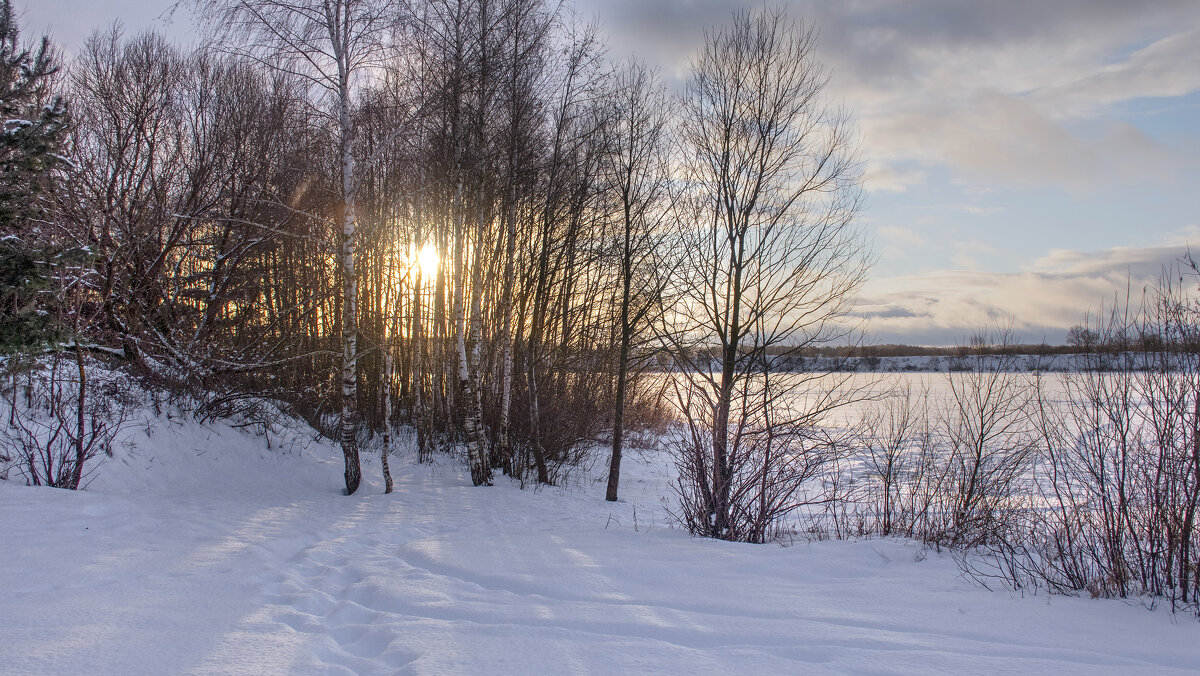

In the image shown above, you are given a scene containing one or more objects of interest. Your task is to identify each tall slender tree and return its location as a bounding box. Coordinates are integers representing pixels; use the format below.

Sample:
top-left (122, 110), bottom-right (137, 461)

top-left (196, 0), bottom-right (405, 494)
top-left (601, 59), bottom-right (673, 502)
top-left (672, 9), bottom-right (867, 539)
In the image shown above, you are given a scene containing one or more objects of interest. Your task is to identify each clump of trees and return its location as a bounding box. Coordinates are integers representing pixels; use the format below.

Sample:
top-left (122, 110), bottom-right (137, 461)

top-left (0, 0), bottom-right (125, 489)
top-left (0, 0), bottom-right (872, 501)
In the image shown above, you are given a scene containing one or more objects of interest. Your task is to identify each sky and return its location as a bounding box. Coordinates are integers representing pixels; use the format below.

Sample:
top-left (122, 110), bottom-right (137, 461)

top-left (19, 0), bottom-right (1200, 345)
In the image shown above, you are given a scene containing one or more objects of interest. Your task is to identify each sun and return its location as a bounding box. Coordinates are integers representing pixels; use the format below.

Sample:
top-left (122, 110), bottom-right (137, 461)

top-left (410, 242), bottom-right (439, 280)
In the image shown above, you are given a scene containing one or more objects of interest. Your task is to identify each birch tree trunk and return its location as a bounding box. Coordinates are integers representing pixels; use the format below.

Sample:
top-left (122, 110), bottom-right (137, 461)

top-left (464, 195), bottom-right (491, 486)
top-left (381, 339), bottom-right (394, 494)
top-left (452, 171), bottom-right (470, 422)
top-left (497, 200), bottom-right (516, 473)
top-left (338, 74), bottom-right (362, 495)
top-left (412, 172), bottom-right (429, 462)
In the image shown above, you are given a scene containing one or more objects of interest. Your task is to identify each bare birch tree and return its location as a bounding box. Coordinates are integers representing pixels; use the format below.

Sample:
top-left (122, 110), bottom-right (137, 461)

top-left (194, 0), bottom-right (404, 494)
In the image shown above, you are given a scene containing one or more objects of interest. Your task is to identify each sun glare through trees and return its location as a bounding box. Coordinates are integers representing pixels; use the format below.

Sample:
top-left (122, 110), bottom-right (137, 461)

top-left (404, 242), bottom-right (439, 284)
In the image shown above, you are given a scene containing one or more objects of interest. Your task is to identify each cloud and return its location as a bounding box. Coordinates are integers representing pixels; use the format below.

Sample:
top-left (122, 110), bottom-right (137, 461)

top-left (857, 242), bottom-right (1190, 345)
top-left (862, 162), bottom-right (926, 193)
top-left (1030, 29), bottom-right (1200, 119)
top-left (579, 0), bottom-right (1200, 194)
top-left (1025, 244), bottom-right (1194, 277)
top-left (29, 0), bottom-right (1200, 194)
top-left (857, 305), bottom-right (930, 320)
top-left (835, 3), bottom-right (1200, 192)
top-left (869, 92), bottom-right (1188, 192)
top-left (876, 225), bottom-right (925, 247)
top-left (946, 240), bottom-right (996, 271)
top-left (575, 0), bottom-right (748, 81)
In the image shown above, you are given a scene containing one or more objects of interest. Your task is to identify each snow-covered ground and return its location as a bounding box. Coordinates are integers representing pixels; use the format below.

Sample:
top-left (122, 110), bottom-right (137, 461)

top-left (2, 411), bottom-right (1199, 675)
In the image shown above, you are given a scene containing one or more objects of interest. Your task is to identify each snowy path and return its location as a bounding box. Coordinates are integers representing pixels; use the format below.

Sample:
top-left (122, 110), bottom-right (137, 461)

top-left (2, 421), bottom-right (1199, 674)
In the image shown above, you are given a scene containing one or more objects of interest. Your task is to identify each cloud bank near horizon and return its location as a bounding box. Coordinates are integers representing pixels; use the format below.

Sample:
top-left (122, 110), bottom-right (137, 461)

top-left (856, 242), bottom-right (1196, 345)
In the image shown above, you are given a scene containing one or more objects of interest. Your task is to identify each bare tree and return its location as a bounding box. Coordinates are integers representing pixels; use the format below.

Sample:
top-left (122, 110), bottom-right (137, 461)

top-left (194, 0), bottom-right (405, 494)
top-left (1065, 324), bottom-right (1100, 352)
top-left (521, 15), bottom-right (606, 485)
top-left (940, 329), bottom-right (1036, 547)
top-left (65, 29), bottom-right (190, 361)
top-left (599, 59), bottom-right (673, 502)
top-left (669, 8), bottom-right (867, 541)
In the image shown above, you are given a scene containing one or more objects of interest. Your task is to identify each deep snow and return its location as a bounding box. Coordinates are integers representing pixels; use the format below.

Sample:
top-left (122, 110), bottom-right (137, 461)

top-left (2, 412), bottom-right (1199, 675)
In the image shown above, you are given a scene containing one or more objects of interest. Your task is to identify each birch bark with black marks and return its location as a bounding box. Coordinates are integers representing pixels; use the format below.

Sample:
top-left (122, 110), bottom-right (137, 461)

top-left (195, 0), bottom-right (403, 495)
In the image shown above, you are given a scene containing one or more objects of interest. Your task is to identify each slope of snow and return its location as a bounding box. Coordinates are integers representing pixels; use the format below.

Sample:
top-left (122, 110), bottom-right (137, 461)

top-left (2, 413), bottom-right (1198, 675)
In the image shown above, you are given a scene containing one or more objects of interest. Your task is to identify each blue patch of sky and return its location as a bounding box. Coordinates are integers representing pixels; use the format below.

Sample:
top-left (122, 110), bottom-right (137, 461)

top-left (867, 163), bottom-right (1197, 279)
top-left (1113, 90), bottom-right (1200, 138)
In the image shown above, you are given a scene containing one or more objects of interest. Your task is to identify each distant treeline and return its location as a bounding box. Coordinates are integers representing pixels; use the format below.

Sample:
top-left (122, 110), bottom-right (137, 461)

top-left (675, 342), bottom-right (1081, 362)
top-left (777, 333), bottom-right (1198, 359)
top-left (653, 333), bottom-right (1200, 373)
top-left (796, 343), bottom-right (1076, 358)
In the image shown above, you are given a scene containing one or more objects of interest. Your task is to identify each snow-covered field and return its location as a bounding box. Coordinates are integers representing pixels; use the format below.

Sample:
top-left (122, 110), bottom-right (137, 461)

top-left (2, 407), bottom-right (1199, 675)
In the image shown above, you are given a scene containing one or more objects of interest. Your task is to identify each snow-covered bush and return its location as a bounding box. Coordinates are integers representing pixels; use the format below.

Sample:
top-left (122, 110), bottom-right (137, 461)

top-left (1, 354), bottom-right (131, 488)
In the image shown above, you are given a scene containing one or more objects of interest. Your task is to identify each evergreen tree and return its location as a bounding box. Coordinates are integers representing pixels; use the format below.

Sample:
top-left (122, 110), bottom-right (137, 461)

top-left (0, 0), bottom-right (68, 354)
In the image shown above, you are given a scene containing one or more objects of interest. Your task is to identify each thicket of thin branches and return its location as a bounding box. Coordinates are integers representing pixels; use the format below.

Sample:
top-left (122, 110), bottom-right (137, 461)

top-left (0, 352), bottom-right (134, 488)
top-left (4, 0), bottom-right (699, 491)
top-left (3, 0), bottom-right (879, 503)
top-left (821, 266), bottom-right (1200, 614)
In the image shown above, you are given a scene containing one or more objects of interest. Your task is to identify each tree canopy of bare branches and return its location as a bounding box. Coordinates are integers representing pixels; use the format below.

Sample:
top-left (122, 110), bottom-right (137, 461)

top-left (668, 8), bottom-right (868, 541)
